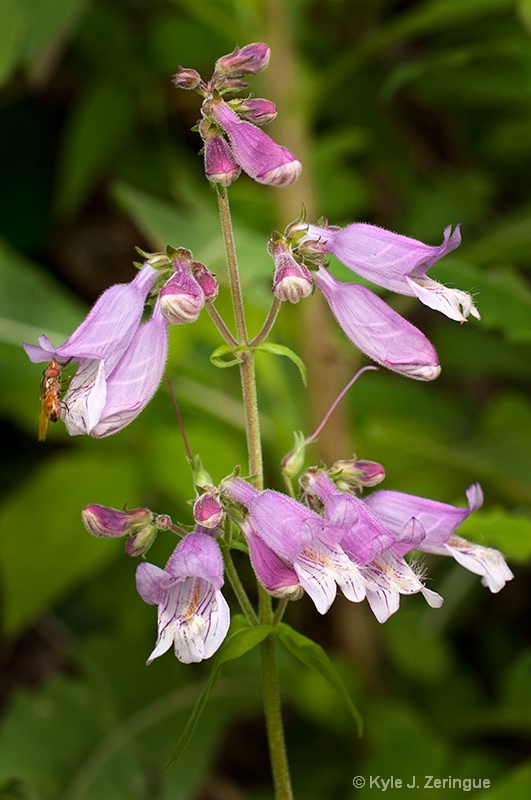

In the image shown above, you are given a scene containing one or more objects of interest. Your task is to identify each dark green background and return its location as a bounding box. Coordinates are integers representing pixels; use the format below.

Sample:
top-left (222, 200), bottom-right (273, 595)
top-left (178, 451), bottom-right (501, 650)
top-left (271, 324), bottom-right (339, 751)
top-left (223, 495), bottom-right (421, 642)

top-left (1, 1), bottom-right (530, 797)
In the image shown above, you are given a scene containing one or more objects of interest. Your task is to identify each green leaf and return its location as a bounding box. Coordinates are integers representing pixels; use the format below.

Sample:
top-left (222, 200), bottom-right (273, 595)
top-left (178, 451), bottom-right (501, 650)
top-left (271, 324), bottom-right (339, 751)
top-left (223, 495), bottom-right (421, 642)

top-left (475, 759), bottom-right (531, 800)
top-left (277, 623), bottom-right (363, 735)
top-left (0, 238), bottom-right (85, 347)
top-left (458, 508), bottom-right (531, 563)
top-left (0, 450), bottom-right (142, 634)
top-left (56, 82), bottom-right (136, 217)
top-left (166, 616), bottom-right (272, 767)
top-left (256, 342), bottom-right (308, 387)
top-left (434, 258), bottom-right (531, 343)
top-left (209, 344), bottom-right (245, 368)
top-left (0, 0), bottom-right (28, 85)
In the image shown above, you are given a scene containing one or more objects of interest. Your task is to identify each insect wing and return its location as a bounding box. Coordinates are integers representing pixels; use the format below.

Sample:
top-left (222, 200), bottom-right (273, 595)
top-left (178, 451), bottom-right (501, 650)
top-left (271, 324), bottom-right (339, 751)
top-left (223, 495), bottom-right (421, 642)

top-left (38, 359), bottom-right (64, 442)
top-left (38, 393), bottom-right (51, 441)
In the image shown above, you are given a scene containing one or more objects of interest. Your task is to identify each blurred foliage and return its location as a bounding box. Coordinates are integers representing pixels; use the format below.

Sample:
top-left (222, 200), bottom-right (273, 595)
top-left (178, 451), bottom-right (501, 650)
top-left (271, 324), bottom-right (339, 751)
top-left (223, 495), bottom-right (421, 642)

top-left (1, 0), bottom-right (531, 797)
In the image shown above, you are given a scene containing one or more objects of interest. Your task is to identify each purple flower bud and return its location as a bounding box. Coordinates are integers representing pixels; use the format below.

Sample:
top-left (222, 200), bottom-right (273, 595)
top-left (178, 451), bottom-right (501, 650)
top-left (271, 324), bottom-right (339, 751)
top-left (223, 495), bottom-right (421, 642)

top-left (172, 67), bottom-right (202, 90)
top-left (203, 133), bottom-right (241, 187)
top-left (269, 237), bottom-right (313, 303)
top-left (159, 253), bottom-right (206, 324)
top-left (208, 99), bottom-right (301, 187)
top-left (329, 458), bottom-right (386, 492)
top-left (82, 504), bottom-right (162, 557)
top-left (215, 43), bottom-right (270, 77)
top-left (192, 262), bottom-right (219, 302)
top-left (235, 97), bottom-right (277, 125)
top-left (82, 504), bottom-right (153, 538)
top-left (193, 489), bottom-right (224, 529)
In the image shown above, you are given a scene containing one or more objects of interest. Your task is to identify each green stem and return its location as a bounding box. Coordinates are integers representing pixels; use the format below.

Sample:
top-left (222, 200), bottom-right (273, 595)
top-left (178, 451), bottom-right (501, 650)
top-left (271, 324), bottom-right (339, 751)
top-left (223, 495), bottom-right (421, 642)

top-left (217, 186), bottom-right (263, 484)
top-left (217, 187), bottom-right (248, 344)
top-left (259, 586), bottom-right (293, 800)
top-left (206, 302), bottom-right (238, 346)
top-left (250, 297), bottom-right (282, 347)
top-left (218, 185), bottom-right (292, 799)
top-left (222, 545), bottom-right (259, 625)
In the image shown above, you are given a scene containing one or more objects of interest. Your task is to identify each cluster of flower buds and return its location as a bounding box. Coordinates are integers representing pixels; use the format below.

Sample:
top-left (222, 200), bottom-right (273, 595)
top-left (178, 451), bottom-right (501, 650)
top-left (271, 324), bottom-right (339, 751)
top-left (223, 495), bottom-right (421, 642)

top-left (172, 43), bottom-right (302, 187)
top-left (82, 504), bottom-right (172, 557)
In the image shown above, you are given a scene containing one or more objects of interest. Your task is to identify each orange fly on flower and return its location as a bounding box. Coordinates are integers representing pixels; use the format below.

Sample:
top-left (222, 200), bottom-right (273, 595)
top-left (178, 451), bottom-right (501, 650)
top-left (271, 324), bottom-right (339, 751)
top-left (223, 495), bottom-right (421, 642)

top-left (38, 358), bottom-right (68, 441)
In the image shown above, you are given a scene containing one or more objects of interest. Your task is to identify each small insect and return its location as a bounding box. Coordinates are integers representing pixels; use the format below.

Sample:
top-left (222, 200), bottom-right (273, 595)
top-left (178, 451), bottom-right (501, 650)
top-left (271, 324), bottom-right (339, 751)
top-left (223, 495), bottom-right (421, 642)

top-left (38, 358), bottom-right (70, 442)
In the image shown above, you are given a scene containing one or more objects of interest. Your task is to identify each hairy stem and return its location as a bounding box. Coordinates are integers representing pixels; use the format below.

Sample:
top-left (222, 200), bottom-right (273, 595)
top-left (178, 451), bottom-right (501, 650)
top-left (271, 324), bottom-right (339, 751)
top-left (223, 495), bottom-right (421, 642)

top-left (218, 184), bottom-right (292, 799)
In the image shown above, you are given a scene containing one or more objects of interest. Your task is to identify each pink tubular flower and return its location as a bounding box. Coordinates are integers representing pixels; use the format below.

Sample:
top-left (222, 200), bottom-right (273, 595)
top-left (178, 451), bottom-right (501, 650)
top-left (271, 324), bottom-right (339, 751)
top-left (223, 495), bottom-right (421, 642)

top-left (302, 469), bottom-right (442, 621)
top-left (23, 264), bottom-right (170, 437)
top-left (136, 532), bottom-right (230, 664)
top-left (364, 484), bottom-right (513, 593)
top-left (240, 517), bottom-right (303, 600)
top-left (314, 267), bottom-right (440, 380)
top-left (209, 99), bottom-right (301, 187)
top-left (307, 222), bottom-right (478, 322)
top-left (222, 477), bottom-right (366, 614)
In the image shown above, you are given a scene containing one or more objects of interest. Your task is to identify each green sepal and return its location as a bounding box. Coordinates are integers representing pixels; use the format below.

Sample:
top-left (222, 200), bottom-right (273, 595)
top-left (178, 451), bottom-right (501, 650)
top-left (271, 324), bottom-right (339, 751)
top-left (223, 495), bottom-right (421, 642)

top-left (166, 615), bottom-right (273, 768)
top-left (277, 622), bottom-right (363, 735)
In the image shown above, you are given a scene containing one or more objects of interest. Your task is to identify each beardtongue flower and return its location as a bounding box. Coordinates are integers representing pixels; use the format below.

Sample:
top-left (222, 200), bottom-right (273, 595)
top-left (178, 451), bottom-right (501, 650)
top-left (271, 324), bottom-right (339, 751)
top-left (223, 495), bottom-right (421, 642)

top-left (364, 484), bottom-right (513, 592)
top-left (240, 517), bottom-right (304, 600)
top-left (23, 263), bottom-right (170, 437)
top-left (302, 469), bottom-right (442, 621)
top-left (307, 222), bottom-right (478, 323)
top-left (314, 266), bottom-right (441, 380)
top-left (136, 531), bottom-right (230, 664)
top-left (222, 477), bottom-right (366, 614)
top-left (208, 98), bottom-right (302, 187)
top-left (63, 300), bottom-right (169, 437)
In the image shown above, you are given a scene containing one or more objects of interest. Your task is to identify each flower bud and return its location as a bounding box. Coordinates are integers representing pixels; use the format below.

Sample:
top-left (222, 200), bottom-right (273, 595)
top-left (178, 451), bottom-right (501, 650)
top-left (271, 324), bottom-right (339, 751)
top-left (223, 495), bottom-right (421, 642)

top-left (269, 237), bottom-right (313, 303)
top-left (159, 252), bottom-right (205, 324)
top-left (281, 431), bottom-right (308, 479)
top-left (193, 488), bottom-right (224, 529)
top-left (233, 98), bottom-right (277, 125)
top-left (82, 504), bottom-right (161, 557)
top-left (204, 134), bottom-right (241, 187)
top-left (172, 67), bottom-right (202, 90)
top-left (215, 43), bottom-right (270, 77)
top-left (82, 504), bottom-right (152, 538)
top-left (329, 458), bottom-right (386, 492)
top-left (192, 262), bottom-right (219, 301)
